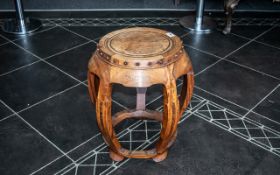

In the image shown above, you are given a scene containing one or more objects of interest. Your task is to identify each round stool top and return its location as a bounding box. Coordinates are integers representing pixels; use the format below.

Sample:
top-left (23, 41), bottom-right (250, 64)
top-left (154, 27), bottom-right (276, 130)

top-left (97, 27), bottom-right (184, 69)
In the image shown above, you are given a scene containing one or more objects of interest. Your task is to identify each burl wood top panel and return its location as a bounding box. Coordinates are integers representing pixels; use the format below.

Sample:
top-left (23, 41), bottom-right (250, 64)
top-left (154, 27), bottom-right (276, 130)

top-left (96, 27), bottom-right (184, 69)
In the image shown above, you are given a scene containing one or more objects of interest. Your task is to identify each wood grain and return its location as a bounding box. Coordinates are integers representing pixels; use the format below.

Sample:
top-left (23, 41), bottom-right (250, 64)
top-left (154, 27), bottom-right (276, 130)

top-left (88, 27), bottom-right (194, 162)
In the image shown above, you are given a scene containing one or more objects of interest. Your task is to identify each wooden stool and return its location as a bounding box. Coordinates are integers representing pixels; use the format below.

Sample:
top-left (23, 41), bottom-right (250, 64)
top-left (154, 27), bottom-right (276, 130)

top-left (88, 27), bottom-right (194, 162)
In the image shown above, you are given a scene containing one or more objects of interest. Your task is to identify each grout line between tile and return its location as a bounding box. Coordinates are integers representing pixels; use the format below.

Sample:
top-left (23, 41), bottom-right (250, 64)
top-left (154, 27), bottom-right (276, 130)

top-left (195, 85), bottom-right (280, 127)
top-left (0, 41), bottom-right (10, 47)
top-left (261, 127), bottom-right (274, 148)
top-left (44, 40), bottom-right (93, 60)
top-left (229, 29), bottom-right (280, 52)
top-left (0, 59), bottom-right (42, 77)
top-left (242, 84), bottom-right (280, 119)
top-left (92, 153), bottom-right (98, 175)
top-left (194, 85), bottom-right (250, 111)
top-left (58, 25), bottom-right (97, 43)
top-left (241, 116), bottom-right (253, 139)
top-left (0, 34), bottom-right (87, 84)
top-left (0, 81), bottom-right (126, 125)
top-left (0, 100), bottom-right (76, 163)
top-left (253, 40), bottom-right (280, 51)
top-left (180, 32), bottom-right (189, 38)
top-left (30, 154), bottom-right (69, 175)
top-left (193, 25), bottom-right (277, 77)
top-left (8, 25), bottom-right (58, 43)
top-left (91, 26), bottom-right (131, 42)
top-left (197, 97), bottom-right (280, 135)
top-left (75, 165), bottom-right (78, 175)
top-left (223, 59), bottom-right (280, 81)
top-left (30, 132), bottom-right (104, 175)
top-left (229, 31), bottom-right (253, 40)
top-left (0, 39), bottom-right (93, 78)
top-left (17, 83), bottom-right (82, 114)
top-left (0, 113), bottom-right (16, 122)
top-left (0, 82), bottom-right (84, 124)
top-left (194, 113), bottom-right (280, 158)
top-left (184, 44), bottom-right (222, 59)
top-left (56, 120), bottom-right (146, 175)
top-left (54, 21), bottom-right (188, 44)
top-left (223, 108), bottom-right (234, 131)
top-left (30, 102), bottom-right (129, 174)
top-left (250, 111), bottom-right (280, 126)
top-left (45, 61), bottom-right (87, 84)
top-left (112, 99), bottom-right (129, 110)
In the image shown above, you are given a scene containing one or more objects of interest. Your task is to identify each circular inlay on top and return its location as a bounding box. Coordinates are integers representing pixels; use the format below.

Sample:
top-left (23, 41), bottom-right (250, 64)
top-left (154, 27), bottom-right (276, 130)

top-left (97, 27), bottom-right (183, 69)
top-left (108, 30), bottom-right (172, 57)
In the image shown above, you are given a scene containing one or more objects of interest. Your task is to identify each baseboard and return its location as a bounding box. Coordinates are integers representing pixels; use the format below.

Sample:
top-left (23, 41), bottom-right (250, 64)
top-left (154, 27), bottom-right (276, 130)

top-left (0, 10), bottom-right (279, 19)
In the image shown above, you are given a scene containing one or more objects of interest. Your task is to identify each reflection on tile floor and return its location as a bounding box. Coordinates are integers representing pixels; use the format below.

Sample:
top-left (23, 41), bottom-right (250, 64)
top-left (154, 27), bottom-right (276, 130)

top-left (0, 17), bottom-right (279, 175)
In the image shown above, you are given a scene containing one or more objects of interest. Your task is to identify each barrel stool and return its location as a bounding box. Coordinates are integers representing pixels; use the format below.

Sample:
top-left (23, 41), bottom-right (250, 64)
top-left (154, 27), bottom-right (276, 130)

top-left (87, 27), bottom-right (194, 162)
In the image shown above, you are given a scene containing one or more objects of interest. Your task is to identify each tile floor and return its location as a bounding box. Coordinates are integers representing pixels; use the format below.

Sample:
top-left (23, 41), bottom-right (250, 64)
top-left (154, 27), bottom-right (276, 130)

top-left (0, 17), bottom-right (279, 175)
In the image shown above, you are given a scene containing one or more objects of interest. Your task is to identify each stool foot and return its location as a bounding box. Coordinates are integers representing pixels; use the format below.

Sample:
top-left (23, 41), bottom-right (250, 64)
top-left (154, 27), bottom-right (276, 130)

top-left (109, 150), bottom-right (124, 162)
top-left (152, 151), bottom-right (168, 162)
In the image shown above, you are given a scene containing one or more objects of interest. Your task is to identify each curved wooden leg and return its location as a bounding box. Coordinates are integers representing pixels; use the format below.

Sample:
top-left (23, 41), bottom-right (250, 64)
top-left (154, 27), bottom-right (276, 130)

top-left (153, 151), bottom-right (168, 162)
top-left (179, 70), bottom-right (195, 117)
top-left (109, 150), bottom-right (124, 161)
top-left (153, 131), bottom-right (177, 162)
top-left (223, 0), bottom-right (240, 34)
top-left (155, 79), bottom-right (180, 160)
top-left (87, 71), bottom-right (99, 104)
top-left (95, 80), bottom-right (124, 161)
top-left (91, 69), bottom-right (193, 162)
